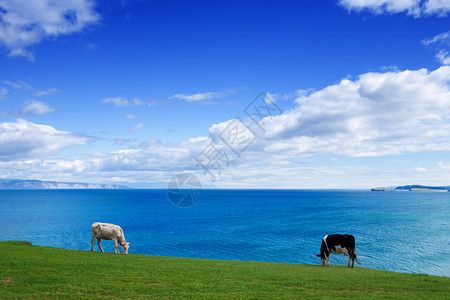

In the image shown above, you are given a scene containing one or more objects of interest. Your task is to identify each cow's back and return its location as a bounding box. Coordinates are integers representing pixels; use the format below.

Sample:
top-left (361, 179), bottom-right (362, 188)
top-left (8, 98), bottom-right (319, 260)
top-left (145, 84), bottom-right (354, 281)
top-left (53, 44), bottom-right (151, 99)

top-left (327, 234), bottom-right (355, 249)
top-left (92, 222), bottom-right (122, 240)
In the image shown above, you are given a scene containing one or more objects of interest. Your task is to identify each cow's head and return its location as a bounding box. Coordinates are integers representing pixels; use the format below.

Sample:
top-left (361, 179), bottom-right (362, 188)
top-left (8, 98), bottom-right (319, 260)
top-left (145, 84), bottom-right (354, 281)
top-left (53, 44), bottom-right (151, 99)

top-left (120, 242), bottom-right (130, 255)
top-left (316, 253), bottom-right (326, 266)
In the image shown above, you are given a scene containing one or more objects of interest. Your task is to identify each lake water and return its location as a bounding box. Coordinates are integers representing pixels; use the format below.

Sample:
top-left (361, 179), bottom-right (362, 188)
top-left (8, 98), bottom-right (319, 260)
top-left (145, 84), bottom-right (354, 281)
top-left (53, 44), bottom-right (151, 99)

top-left (0, 189), bottom-right (448, 277)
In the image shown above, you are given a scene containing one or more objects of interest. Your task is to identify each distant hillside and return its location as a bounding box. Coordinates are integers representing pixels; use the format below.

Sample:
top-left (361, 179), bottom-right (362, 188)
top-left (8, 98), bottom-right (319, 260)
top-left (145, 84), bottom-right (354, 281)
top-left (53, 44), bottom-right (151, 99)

top-left (395, 185), bottom-right (450, 191)
top-left (0, 179), bottom-right (128, 189)
top-left (372, 185), bottom-right (450, 191)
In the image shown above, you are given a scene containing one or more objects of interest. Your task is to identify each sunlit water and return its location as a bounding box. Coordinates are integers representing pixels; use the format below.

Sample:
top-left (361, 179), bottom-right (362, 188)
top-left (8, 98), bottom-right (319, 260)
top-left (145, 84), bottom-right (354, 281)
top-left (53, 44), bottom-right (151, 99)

top-left (0, 189), bottom-right (448, 277)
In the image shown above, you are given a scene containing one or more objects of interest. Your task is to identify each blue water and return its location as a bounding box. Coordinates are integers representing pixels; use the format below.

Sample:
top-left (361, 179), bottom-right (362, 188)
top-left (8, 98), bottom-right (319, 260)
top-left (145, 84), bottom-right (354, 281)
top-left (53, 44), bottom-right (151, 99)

top-left (0, 189), bottom-right (448, 277)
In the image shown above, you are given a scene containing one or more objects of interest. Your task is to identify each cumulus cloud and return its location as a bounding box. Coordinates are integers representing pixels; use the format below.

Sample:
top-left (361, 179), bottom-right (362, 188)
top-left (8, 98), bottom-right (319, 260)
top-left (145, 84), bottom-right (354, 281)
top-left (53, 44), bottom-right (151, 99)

top-left (21, 99), bottom-right (55, 115)
top-left (339, 0), bottom-right (450, 16)
top-left (0, 0), bottom-right (99, 59)
top-left (0, 119), bottom-right (91, 160)
top-left (258, 66), bottom-right (450, 157)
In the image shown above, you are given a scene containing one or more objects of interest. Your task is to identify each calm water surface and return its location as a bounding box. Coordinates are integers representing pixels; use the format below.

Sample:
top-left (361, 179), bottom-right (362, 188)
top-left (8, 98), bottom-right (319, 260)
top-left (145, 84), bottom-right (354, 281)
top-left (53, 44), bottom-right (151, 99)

top-left (0, 189), bottom-right (448, 277)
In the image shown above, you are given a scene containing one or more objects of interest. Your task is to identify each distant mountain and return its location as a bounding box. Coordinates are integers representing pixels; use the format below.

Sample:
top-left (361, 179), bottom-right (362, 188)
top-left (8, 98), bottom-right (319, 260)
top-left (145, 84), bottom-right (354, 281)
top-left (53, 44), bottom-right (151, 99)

top-left (395, 185), bottom-right (450, 191)
top-left (372, 184), bottom-right (450, 191)
top-left (0, 179), bottom-right (128, 189)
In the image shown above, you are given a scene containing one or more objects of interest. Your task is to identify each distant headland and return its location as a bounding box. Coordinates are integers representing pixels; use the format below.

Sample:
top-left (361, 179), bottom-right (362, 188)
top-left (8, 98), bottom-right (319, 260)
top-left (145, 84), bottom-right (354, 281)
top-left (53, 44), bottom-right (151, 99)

top-left (372, 185), bottom-right (450, 192)
top-left (0, 179), bottom-right (128, 189)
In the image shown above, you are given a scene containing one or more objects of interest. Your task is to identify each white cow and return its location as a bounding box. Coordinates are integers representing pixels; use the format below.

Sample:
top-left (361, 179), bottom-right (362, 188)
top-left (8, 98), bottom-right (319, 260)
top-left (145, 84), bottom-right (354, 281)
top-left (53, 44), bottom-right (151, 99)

top-left (91, 222), bottom-right (130, 254)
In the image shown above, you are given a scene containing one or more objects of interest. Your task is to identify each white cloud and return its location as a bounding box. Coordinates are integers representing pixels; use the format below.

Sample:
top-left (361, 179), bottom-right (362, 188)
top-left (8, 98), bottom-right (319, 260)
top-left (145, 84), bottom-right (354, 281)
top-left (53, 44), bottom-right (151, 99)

top-left (101, 97), bottom-right (130, 107)
top-left (339, 0), bottom-right (450, 16)
top-left (422, 31), bottom-right (449, 46)
top-left (422, 31), bottom-right (450, 65)
top-left (412, 166), bottom-right (427, 172)
top-left (0, 119), bottom-right (91, 160)
top-left (257, 66), bottom-right (450, 157)
top-left (171, 89), bottom-right (239, 103)
top-left (2, 79), bottom-right (31, 90)
top-left (101, 97), bottom-right (146, 107)
top-left (0, 0), bottom-right (99, 59)
top-left (113, 138), bottom-right (131, 146)
top-left (191, 66), bottom-right (450, 180)
top-left (21, 99), bottom-right (55, 115)
top-left (436, 49), bottom-right (450, 65)
top-left (340, 0), bottom-right (421, 15)
top-left (424, 0), bottom-right (450, 15)
top-left (132, 98), bottom-right (145, 106)
top-left (85, 138), bottom-right (208, 174)
top-left (130, 122), bottom-right (144, 132)
top-left (438, 160), bottom-right (450, 170)
top-left (172, 92), bottom-right (223, 102)
top-left (35, 88), bottom-right (60, 97)
top-left (85, 43), bottom-right (97, 51)
top-left (0, 87), bottom-right (7, 100)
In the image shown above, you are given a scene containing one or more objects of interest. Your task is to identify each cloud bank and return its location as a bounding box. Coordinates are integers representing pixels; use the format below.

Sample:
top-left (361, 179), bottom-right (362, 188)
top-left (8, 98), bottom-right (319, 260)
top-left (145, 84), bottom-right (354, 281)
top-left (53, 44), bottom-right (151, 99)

top-left (2, 67), bottom-right (450, 187)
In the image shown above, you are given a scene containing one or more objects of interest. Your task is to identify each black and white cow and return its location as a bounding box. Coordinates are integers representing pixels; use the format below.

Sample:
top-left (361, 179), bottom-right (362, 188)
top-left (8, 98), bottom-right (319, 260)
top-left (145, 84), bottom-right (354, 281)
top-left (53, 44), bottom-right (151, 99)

top-left (316, 234), bottom-right (362, 268)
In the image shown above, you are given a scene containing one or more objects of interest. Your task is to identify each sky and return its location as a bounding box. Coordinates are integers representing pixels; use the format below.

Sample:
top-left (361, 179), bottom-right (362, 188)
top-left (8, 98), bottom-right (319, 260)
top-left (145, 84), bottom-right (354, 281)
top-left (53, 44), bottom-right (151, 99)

top-left (0, 0), bottom-right (450, 189)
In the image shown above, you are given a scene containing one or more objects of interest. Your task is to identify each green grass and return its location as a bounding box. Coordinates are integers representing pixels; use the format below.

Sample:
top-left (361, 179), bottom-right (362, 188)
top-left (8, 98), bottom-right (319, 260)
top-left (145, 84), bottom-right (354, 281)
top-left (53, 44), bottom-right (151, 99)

top-left (0, 241), bottom-right (448, 299)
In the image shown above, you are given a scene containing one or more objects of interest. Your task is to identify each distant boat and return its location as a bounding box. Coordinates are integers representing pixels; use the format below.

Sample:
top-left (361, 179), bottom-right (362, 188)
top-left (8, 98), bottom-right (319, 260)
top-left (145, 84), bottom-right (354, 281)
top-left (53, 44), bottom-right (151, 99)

top-left (371, 188), bottom-right (394, 191)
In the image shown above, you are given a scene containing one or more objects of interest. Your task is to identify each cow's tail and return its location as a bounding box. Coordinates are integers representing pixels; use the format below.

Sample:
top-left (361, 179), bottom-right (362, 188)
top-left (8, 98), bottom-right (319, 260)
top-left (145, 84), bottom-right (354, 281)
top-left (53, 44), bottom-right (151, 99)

top-left (353, 249), bottom-right (362, 265)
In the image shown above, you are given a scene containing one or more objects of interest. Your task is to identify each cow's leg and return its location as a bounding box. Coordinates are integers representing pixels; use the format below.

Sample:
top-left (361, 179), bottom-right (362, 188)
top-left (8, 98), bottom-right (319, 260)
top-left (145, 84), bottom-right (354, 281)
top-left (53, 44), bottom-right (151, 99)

top-left (97, 238), bottom-right (104, 253)
top-left (349, 249), bottom-right (355, 268)
top-left (113, 239), bottom-right (119, 254)
top-left (326, 253), bottom-right (331, 266)
top-left (351, 252), bottom-right (356, 268)
top-left (91, 236), bottom-right (96, 252)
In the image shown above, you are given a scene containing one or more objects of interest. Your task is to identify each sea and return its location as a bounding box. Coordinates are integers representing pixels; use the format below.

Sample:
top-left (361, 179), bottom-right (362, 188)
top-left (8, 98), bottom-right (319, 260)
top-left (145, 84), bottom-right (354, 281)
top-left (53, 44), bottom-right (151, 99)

top-left (0, 189), bottom-right (448, 277)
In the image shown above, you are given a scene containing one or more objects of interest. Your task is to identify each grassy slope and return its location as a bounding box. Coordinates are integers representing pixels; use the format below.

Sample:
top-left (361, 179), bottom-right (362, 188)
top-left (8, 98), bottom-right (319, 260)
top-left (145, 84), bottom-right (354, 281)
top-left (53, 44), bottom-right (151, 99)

top-left (0, 241), bottom-right (448, 299)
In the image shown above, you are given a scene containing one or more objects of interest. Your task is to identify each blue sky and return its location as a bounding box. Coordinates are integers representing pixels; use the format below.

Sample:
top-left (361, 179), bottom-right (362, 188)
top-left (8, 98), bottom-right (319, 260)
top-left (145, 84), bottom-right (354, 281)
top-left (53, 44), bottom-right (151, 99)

top-left (1, 0), bottom-right (450, 188)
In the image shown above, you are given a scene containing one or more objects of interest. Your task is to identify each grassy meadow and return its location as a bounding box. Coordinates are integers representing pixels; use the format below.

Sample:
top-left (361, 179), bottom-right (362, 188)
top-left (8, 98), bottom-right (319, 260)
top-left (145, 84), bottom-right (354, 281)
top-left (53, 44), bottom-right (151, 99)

top-left (0, 241), bottom-right (448, 299)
